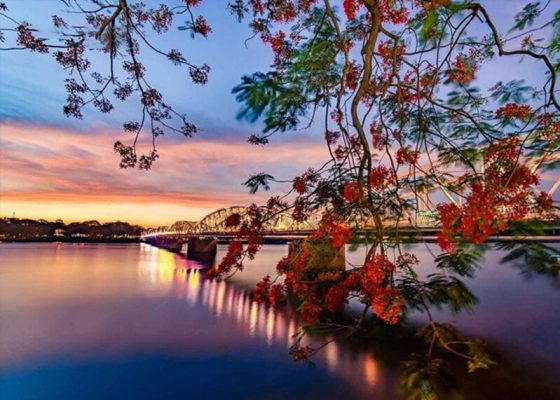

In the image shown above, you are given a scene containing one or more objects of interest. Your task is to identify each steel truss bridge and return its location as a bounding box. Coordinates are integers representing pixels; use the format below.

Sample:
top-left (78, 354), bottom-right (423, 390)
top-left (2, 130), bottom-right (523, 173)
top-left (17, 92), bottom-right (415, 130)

top-left (142, 206), bottom-right (326, 239)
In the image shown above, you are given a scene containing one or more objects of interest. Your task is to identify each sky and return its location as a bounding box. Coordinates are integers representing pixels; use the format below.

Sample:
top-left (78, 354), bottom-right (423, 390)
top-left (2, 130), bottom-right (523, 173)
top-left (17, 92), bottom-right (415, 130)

top-left (0, 0), bottom-right (556, 227)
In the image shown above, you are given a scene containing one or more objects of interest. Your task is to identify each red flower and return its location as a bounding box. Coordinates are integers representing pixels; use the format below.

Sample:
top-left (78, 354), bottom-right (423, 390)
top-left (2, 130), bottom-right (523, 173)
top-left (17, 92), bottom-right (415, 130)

top-left (379, 1), bottom-right (409, 24)
top-left (343, 182), bottom-right (361, 202)
top-left (372, 286), bottom-right (404, 325)
top-left (332, 222), bottom-right (352, 248)
top-left (253, 275), bottom-right (271, 303)
top-left (435, 137), bottom-right (543, 252)
top-left (363, 254), bottom-right (394, 290)
top-left (396, 147), bottom-right (419, 165)
top-left (496, 103), bottom-right (532, 120)
top-left (325, 130), bottom-right (341, 145)
top-left (448, 54), bottom-right (477, 84)
top-left (345, 61), bottom-right (360, 91)
top-left (276, 256), bottom-right (290, 274)
top-left (224, 213), bottom-right (241, 228)
top-left (343, 0), bottom-right (363, 20)
top-left (194, 16), bottom-right (211, 37)
top-left (369, 121), bottom-right (386, 150)
top-left (436, 232), bottom-right (456, 253)
top-left (300, 297), bottom-right (321, 324)
top-left (536, 191), bottom-right (553, 212)
top-left (269, 284), bottom-right (285, 305)
top-left (325, 283), bottom-right (348, 312)
top-left (293, 176), bottom-right (307, 194)
top-left (369, 165), bottom-right (390, 189)
top-left (377, 40), bottom-right (406, 67)
top-left (330, 110), bottom-right (343, 124)
top-left (291, 345), bottom-right (313, 362)
top-left (184, 0), bottom-right (202, 7)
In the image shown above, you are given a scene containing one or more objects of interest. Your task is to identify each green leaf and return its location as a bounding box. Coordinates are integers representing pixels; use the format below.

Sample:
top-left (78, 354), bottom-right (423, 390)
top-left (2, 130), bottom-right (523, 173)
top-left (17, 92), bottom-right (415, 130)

top-left (421, 11), bottom-right (439, 40)
top-left (243, 172), bottom-right (274, 194)
top-left (509, 2), bottom-right (542, 33)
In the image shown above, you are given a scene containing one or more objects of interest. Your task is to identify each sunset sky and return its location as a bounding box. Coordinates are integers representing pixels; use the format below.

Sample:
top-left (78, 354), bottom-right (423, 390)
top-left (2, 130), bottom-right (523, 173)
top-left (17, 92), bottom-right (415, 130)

top-left (0, 1), bottom-right (556, 227)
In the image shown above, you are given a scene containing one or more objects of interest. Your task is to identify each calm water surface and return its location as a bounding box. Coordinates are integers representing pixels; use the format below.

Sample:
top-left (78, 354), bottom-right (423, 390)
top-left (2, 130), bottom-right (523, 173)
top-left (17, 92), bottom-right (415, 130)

top-left (0, 242), bottom-right (559, 399)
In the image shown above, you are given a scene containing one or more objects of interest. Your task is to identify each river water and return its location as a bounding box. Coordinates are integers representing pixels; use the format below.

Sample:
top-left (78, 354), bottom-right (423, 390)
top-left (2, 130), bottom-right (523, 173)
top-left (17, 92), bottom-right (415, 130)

top-left (0, 242), bottom-right (559, 399)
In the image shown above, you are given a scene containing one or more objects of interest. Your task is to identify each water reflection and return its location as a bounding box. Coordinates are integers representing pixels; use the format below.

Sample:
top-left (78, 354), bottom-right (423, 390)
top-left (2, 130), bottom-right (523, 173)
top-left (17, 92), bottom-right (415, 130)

top-left (134, 245), bottom-right (393, 396)
top-left (192, 274), bottom-right (390, 395)
top-left (1, 242), bottom-right (559, 399)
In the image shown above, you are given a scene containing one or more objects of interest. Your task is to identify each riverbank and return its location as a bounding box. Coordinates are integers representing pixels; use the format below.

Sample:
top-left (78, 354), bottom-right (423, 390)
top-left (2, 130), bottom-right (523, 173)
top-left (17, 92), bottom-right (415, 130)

top-left (1, 238), bottom-right (140, 243)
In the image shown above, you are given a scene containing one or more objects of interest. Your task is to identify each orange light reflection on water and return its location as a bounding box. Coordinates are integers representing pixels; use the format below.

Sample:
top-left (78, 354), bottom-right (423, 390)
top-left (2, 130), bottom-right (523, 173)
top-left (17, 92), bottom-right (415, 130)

top-left (147, 249), bottom-right (386, 396)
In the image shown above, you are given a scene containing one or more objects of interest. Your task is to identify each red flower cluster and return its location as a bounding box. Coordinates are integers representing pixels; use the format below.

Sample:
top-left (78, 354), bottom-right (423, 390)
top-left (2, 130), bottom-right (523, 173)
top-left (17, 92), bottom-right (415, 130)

top-left (264, 30), bottom-right (290, 67)
top-left (378, 40), bottom-right (406, 67)
top-left (369, 121), bottom-right (386, 150)
top-left (324, 254), bottom-right (405, 324)
top-left (292, 198), bottom-right (310, 222)
top-left (447, 54), bottom-right (477, 84)
top-left (343, 0), bottom-right (363, 20)
top-left (372, 286), bottom-right (404, 324)
top-left (537, 113), bottom-right (560, 141)
top-left (194, 16), bottom-right (211, 37)
top-left (293, 176), bottom-right (307, 194)
top-left (151, 4), bottom-right (173, 34)
top-left (396, 147), bottom-right (419, 165)
top-left (436, 137), bottom-right (546, 252)
top-left (54, 40), bottom-right (90, 72)
top-left (207, 239), bottom-right (244, 279)
top-left (292, 169), bottom-right (317, 195)
top-left (332, 222), bottom-right (352, 248)
top-left (253, 275), bottom-right (271, 302)
top-left (300, 294), bottom-right (322, 324)
top-left (184, 0), bottom-right (202, 7)
top-left (253, 275), bottom-right (286, 305)
top-left (345, 61), bottom-right (360, 91)
top-left (267, 195), bottom-right (288, 211)
top-left (207, 205), bottom-right (266, 278)
top-left (343, 182), bottom-right (361, 202)
top-left (308, 214), bottom-right (353, 249)
top-left (325, 130), bottom-right (341, 145)
top-left (290, 345), bottom-right (313, 362)
top-left (330, 110), bottom-right (344, 124)
top-left (273, 2), bottom-right (296, 22)
top-left (379, 0), bottom-right (410, 24)
top-left (324, 282), bottom-right (349, 312)
top-left (496, 103), bottom-right (532, 120)
top-left (224, 213), bottom-right (241, 228)
top-left (369, 165), bottom-right (392, 190)
top-left (16, 23), bottom-right (49, 53)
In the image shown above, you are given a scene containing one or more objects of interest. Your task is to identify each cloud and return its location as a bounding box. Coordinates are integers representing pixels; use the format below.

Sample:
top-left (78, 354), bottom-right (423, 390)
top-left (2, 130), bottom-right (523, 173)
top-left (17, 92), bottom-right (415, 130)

top-left (0, 122), bottom-right (328, 226)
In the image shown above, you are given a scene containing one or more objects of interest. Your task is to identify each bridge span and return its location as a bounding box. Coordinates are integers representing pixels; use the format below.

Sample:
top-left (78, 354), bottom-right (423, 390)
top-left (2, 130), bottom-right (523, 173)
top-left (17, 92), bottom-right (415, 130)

top-left (140, 205), bottom-right (444, 256)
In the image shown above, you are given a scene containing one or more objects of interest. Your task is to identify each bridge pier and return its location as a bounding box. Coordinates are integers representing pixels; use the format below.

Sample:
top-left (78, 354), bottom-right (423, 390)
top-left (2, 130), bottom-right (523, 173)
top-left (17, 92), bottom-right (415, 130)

top-left (288, 239), bottom-right (345, 271)
top-left (187, 237), bottom-right (218, 258)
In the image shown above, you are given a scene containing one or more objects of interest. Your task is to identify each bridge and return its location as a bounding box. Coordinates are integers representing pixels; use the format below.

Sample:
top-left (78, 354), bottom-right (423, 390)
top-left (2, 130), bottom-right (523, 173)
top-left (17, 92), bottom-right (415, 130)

top-left (141, 206), bottom-right (335, 255)
top-left (142, 206), bottom-right (324, 239)
top-left (141, 156), bottom-right (560, 256)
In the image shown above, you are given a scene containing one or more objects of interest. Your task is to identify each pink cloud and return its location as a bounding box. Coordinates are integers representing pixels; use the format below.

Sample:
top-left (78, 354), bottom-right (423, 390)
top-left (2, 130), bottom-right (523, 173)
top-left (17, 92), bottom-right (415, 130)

top-left (0, 122), bottom-right (328, 225)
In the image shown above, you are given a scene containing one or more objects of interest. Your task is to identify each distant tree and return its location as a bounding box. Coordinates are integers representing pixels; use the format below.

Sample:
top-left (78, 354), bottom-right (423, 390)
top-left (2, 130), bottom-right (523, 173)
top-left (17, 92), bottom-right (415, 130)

top-left (2, 1), bottom-right (560, 397)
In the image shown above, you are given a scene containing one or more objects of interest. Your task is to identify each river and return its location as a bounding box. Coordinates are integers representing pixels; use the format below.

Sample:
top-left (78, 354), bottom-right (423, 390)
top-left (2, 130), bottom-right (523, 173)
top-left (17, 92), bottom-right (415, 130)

top-left (0, 242), bottom-right (559, 399)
